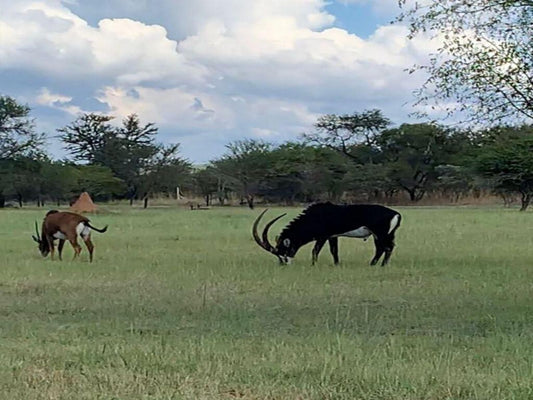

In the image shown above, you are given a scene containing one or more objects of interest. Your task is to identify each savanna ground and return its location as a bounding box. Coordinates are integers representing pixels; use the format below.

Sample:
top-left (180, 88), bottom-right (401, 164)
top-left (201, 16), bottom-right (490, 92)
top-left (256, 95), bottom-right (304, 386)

top-left (0, 205), bottom-right (532, 400)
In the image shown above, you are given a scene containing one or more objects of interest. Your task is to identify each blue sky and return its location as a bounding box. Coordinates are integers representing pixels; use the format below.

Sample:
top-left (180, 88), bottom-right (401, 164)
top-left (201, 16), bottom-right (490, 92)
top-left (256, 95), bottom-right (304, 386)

top-left (327, 1), bottom-right (389, 38)
top-left (0, 0), bottom-right (434, 162)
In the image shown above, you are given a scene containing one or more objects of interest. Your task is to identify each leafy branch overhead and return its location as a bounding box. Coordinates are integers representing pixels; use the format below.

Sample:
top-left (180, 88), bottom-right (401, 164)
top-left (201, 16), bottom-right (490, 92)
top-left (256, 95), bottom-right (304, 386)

top-left (398, 0), bottom-right (533, 125)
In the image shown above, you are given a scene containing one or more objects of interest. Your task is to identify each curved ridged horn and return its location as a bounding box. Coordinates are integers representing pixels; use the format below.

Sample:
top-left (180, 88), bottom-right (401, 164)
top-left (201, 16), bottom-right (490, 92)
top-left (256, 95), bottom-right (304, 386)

top-left (252, 209), bottom-right (271, 252)
top-left (262, 213), bottom-right (286, 252)
top-left (32, 221), bottom-right (41, 243)
top-left (252, 209), bottom-right (286, 255)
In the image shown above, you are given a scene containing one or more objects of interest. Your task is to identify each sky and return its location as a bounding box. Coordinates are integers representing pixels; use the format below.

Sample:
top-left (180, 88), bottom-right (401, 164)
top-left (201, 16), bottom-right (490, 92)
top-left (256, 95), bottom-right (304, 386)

top-left (0, 0), bottom-right (438, 163)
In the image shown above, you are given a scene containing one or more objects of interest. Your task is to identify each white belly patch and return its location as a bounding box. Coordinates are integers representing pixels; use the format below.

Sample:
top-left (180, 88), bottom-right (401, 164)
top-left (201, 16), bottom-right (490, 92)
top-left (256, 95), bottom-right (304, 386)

top-left (76, 223), bottom-right (91, 238)
top-left (53, 231), bottom-right (66, 240)
top-left (338, 226), bottom-right (372, 239)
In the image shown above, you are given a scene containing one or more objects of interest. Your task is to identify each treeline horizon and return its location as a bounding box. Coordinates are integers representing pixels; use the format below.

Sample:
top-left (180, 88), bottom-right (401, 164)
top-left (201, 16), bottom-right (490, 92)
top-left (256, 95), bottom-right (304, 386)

top-left (1, 94), bottom-right (533, 211)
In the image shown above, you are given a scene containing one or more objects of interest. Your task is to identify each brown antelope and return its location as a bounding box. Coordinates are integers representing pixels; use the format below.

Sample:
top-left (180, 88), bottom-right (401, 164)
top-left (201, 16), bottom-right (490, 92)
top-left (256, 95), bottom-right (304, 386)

top-left (32, 210), bottom-right (108, 262)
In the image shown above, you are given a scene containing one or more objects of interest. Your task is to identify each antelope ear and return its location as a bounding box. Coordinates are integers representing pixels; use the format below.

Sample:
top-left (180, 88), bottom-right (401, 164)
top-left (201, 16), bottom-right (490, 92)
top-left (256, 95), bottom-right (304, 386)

top-left (32, 235), bottom-right (40, 243)
top-left (283, 238), bottom-right (291, 247)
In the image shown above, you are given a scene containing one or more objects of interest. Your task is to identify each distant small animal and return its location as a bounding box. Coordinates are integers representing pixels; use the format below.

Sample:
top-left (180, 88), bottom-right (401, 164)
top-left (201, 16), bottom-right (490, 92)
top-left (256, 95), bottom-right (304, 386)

top-left (32, 210), bottom-right (108, 262)
top-left (252, 202), bottom-right (401, 266)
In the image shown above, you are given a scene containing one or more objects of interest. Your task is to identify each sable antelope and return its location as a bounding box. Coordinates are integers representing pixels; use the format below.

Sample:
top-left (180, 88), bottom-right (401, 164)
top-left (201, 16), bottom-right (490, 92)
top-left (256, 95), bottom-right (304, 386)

top-left (32, 210), bottom-right (108, 262)
top-left (252, 202), bottom-right (401, 266)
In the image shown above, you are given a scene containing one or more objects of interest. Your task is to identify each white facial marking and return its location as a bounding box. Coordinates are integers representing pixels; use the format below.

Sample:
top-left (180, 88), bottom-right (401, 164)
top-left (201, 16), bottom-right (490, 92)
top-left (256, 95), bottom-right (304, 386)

top-left (338, 226), bottom-right (372, 239)
top-left (283, 238), bottom-right (291, 247)
top-left (76, 223), bottom-right (91, 238)
top-left (281, 256), bottom-right (292, 265)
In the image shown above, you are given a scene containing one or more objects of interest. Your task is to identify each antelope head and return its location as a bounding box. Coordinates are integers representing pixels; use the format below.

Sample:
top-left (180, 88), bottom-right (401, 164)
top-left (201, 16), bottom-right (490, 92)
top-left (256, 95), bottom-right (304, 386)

top-left (252, 209), bottom-right (297, 264)
top-left (31, 221), bottom-right (49, 257)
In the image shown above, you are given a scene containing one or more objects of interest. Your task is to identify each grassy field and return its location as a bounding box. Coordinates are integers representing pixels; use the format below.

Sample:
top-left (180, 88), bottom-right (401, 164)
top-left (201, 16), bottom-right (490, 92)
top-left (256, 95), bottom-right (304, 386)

top-left (0, 205), bottom-right (532, 399)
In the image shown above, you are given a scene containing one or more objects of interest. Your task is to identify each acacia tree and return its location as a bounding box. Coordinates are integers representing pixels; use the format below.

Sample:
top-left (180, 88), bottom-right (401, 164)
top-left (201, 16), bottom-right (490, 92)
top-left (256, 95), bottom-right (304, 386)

top-left (0, 95), bottom-right (45, 207)
top-left (399, 0), bottom-right (533, 125)
top-left (138, 144), bottom-right (191, 208)
top-left (477, 125), bottom-right (533, 211)
top-left (377, 123), bottom-right (456, 201)
top-left (192, 166), bottom-right (230, 206)
top-left (0, 95), bottom-right (44, 159)
top-left (59, 113), bottom-right (174, 205)
top-left (212, 139), bottom-right (273, 209)
top-left (304, 109), bottom-right (390, 163)
top-left (58, 114), bottom-right (115, 163)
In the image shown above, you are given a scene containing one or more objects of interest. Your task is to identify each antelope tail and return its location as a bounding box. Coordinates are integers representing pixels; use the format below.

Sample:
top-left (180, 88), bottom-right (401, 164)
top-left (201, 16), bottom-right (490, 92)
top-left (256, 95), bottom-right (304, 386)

top-left (388, 214), bottom-right (401, 234)
top-left (86, 222), bottom-right (108, 233)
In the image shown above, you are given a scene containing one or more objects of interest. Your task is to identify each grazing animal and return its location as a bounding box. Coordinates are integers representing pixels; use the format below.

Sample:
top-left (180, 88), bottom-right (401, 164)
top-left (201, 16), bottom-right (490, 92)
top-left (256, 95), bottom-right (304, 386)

top-left (252, 202), bottom-right (401, 266)
top-left (32, 210), bottom-right (108, 262)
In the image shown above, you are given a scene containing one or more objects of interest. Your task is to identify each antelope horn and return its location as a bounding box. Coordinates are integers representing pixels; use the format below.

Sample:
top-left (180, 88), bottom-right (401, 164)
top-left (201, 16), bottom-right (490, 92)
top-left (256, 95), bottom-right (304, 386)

top-left (252, 209), bottom-right (271, 252)
top-left (32, 221), bottom-right (41, 243)
top-left (262, 213), bottom-right (286, 253)
top-left (253, 210), bottom-right (286, 254)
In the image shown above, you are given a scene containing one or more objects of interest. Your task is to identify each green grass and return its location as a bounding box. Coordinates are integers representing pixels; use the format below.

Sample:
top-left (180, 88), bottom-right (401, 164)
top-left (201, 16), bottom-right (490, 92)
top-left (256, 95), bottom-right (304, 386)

top-left (0, 206), bottom-right (532, 399)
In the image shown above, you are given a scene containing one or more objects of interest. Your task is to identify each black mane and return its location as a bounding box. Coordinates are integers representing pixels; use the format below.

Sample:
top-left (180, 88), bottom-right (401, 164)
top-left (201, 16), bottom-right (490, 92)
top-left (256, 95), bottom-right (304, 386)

top-left (278, 202), bottom-right (339, 245)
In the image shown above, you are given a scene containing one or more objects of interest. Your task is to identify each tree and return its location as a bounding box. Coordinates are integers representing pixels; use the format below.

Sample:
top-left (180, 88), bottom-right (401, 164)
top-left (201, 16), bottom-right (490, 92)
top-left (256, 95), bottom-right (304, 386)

top-left (212, 139), bottom-right (273, 209)
top-left (345, 163), bottom-right (396, 202)
top-left (0, 95), bottom-right (44, 159)
top-left (435, 165), bottom-right (475, 202)
top-left (192, 167), bottom-right (229, 206)
top-left (0, 158), bottom-right (41, 207)
top-left (40, 161), bottom-right (80, 206)
top-left (376, 123), bottom-right (456, 201)
top-left (74, 165), bottom-right (127, 202)
top-left (58, 113), bottom-right (115, 163)
top-left (295, 146), bottom-right (351, 202)
top-left (136, 144), bottom-right (191, 208)
top-left (59, 113), bottom-right (181, 205)
top-left (107, 114), bottom-right (160, 203)
top-left (477, 126), bottom-right (533, 211)
top-left (303, 109), bottom-right (390, 163)
top-left (399, 0), bottom-right (533, 125)
top-left (0, 95), bottom-right (45, 207)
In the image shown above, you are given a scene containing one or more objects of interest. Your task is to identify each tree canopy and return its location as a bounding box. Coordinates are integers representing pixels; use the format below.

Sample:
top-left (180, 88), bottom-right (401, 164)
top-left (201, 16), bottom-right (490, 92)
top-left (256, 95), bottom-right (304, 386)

top-left (399, 0), bottom-right (533, 125)
top-left (0, 95), bottom-right (44, 159)
top-left (2, 93), bottom-right (533, 211)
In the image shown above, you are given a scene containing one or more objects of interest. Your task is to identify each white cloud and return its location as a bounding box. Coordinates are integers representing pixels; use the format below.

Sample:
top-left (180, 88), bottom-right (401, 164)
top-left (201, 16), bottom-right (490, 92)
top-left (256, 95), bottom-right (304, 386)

top-left (0, 0), bottom-right (440, 161)
top-left (36, 87), bottom-right (72, 105)
top-left (35, 87), bottom-right (83, 115)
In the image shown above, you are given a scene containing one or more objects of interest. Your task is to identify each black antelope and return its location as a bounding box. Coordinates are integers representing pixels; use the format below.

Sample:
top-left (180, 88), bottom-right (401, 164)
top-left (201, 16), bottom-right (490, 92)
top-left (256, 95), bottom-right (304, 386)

top-left (32, 210), bottom-right (108, 262)
top-left (253, 202), bottom-right (401, 266)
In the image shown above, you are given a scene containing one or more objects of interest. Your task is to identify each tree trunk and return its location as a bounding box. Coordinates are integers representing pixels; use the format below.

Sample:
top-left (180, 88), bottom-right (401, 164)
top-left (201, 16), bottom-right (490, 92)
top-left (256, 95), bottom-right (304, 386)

top-left (404, 186), bottom-right (425, 202)
top-left (17, 193), bottom-right (23, 208)
top-left (520, 192), bottom-right (531, 211)
top-left (205, 195), bottom-right (210, 207)
top-left (129, 197), bottom-right (134, 206)
top-left (0, 194), bottom-right (5, 208)
top-left (143, 196), bottom-right (149, 209)
top-left (246, 194), bottom-right (254, 210)
top-left (405, 188), bottom-right (417, 202)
